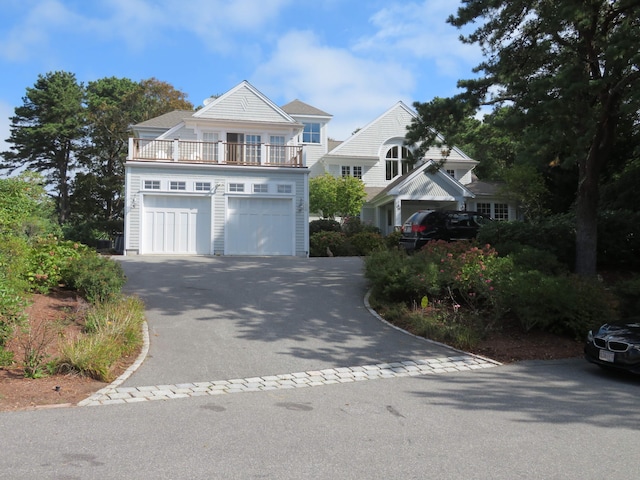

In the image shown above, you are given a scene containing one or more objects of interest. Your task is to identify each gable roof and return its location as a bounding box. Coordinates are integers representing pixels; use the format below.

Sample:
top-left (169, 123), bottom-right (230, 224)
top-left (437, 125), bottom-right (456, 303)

top-left (134, 110), bottom-right (194, 129)
top-left (192, 80), bottom-right (300, 125)
top-left (326, 102), bottom-right (417, 158)
top-left (368, 160), bottom-right (475, 205)
top-left (281, 99), bottom-right (332, 118)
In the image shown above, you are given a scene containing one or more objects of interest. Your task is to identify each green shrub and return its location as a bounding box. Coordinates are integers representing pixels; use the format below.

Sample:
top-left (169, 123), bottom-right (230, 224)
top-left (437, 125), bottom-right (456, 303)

top-left (494, 271), bottom-right (615, 337)
top-left (385, 230), bottom-right (403, 250)
top-left (62, 254), bottom-right (126, 304)
top-left (478, 215), bottom-right (575, 268)
top-left (310, 231), bottom-right (348, 257)
top-left (349, 231), bottom-right (385, 255)
top-left (507, 245), bottom-right (568, 275)
top-left (309, 219), bottom-right (341, 236)
top-left (364, 249), bottom-right (439, 303)
top-left (56, 296), bottom-right (145, 382)
top-left (0, 277), bottom-right (29, 348)
top-left (341, 216), bottom-right (380, 237)
top-left (613, 274), bottom-right (640, 318)
top-left (26, 235), bottom-right (88, 293)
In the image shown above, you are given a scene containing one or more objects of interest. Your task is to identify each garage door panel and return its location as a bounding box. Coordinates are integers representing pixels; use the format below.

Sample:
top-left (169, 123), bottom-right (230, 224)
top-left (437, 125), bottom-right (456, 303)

top-left (143, 196), bottom-right (211, 254)
top-left (227, 197), bottom-right (293, 255)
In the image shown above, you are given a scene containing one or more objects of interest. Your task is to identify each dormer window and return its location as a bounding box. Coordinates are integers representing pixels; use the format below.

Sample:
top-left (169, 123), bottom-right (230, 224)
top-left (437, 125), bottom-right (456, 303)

top-left (385, 146), bottom-right (412, 180)
top-left (302, 122), bottom-right (321, 143)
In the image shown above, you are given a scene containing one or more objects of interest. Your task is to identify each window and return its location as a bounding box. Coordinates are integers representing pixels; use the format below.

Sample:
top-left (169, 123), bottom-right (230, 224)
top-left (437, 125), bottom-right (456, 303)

top-left (341, 166), bottom-right (350, 178)
top-left (353, 166), bottom-right (362, 179)
top-left (385, 146), bottom-right (412, 180)
top-left (202, 132), bottom-right (219, 162)
top-left (253, 184), bottom-right (268, 193)
top-left (476, 203), bottom-right (491, 216)
top-left (143, 180), bottom-right (160, 190)
top-left (302, 122), bottom-right (321, 143)
top-left (246, 134), bottom-right (261, 163)
top-left (229, 183), bottom-right (245, 192)
top-left (269, 135), bottom-right (286, 164)
top-left (170, 181), bottom-right (186, 191)
top-left (494, 203), bottom-right (509, 221)
top-left (195, 182), bottom-right (211, 191)
top-left (447, 169), bottom-right (456, 178)
top-left (277, 184), bottom-right (292, 194)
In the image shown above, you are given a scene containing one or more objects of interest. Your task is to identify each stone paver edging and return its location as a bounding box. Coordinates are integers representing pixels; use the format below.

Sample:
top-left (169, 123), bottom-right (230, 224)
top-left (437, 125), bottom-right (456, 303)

top-left (79, 355), bottom-right (498, 406)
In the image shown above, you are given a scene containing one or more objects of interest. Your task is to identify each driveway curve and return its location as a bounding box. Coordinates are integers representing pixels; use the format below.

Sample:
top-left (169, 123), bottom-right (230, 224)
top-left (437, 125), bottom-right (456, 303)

top-left (117, 256), bottom-right (461, 387)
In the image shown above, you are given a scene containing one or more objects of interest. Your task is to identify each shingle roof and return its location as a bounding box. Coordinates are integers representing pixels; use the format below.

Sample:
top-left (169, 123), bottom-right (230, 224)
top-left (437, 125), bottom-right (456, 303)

top-left (465, 180), bottom-right (502, 196)
top-left (134, 110), bottom-right (194, 129)
top-left (281, 99), bottom-right (331, 117)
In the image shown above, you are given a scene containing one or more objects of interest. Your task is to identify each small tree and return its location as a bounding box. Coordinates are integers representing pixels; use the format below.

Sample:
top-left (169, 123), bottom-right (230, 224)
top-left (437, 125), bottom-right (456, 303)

top-left (309, 173), bottom-right (367, 219)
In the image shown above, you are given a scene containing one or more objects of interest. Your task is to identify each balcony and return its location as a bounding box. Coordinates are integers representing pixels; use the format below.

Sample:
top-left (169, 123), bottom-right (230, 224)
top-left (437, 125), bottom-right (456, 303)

top-left (128, 138), bottom-right (304, 167)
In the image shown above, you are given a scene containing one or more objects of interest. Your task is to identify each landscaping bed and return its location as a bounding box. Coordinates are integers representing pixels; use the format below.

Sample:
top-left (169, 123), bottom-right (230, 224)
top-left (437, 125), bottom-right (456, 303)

top-left (0, 290), bottom-right (140, 411)
top-left (0, 290), bottom-right (584, 412)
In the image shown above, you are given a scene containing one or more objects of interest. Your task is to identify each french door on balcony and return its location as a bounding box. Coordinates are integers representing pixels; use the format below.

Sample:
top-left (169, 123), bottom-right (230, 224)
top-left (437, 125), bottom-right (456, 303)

top-left (227, 133), bottom-right (261, 164)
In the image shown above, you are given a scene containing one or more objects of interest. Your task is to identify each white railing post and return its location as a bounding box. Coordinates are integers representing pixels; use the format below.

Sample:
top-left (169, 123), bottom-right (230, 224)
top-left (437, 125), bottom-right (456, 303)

top-left (128, 138), bottom-right (134, 160)
top-left (172, 139), bottom-right (179, 162)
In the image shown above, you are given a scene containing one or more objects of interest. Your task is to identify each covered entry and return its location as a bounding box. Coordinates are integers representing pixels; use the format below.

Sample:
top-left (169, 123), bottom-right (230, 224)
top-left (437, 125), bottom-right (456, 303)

top-left (226, 197), bottom-right (294, 255)
top-left (142, 195), bottom-right (212, 254)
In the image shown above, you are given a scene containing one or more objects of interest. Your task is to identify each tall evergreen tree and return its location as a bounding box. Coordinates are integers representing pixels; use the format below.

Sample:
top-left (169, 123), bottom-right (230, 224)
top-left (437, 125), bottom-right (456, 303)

top-left (407, 0), bottom-right (640, 276)
top-left (72, 77), bottom-right (194, 234)
top-left (1, 71), bottom-right (85, 224)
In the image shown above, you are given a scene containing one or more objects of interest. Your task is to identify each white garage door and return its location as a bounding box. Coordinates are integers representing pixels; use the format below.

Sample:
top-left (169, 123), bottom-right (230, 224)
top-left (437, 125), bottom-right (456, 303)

top-left (143, 196), bottom-right (211, 254)
top-left (226, 197), bottom-right (293, 255)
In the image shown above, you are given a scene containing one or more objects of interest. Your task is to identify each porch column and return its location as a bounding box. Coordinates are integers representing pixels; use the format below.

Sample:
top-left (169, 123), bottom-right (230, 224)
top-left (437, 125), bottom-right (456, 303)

top-left (394, 198), bottom-right (403, 229)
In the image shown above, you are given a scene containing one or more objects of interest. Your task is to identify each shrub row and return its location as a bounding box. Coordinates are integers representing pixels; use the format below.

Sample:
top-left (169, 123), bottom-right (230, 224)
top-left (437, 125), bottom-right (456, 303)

top-left (309, 217), bottom-right (386, 256)
top-left (364, 241), bottom-right (617, 339)
top-left (477, 210), bottom-right (640, 271)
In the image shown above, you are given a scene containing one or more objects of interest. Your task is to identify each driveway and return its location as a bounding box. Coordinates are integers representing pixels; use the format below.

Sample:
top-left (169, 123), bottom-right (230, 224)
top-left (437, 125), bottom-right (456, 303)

top-left (116, 256), bottom-right (466, 388)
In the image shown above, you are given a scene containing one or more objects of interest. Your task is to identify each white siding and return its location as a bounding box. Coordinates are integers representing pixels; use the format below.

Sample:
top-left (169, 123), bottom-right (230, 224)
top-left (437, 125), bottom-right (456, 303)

top-left (196, 84), bottom-right (292, 124)
top-left (125, 163), bottom-right (308, 256)
top-left (330, 103), bottom-right (416, 158)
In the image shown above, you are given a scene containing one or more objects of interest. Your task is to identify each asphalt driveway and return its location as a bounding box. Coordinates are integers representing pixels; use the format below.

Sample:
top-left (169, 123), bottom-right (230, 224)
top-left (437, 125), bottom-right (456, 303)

top-left (117, 256), bottom-right (460, 387)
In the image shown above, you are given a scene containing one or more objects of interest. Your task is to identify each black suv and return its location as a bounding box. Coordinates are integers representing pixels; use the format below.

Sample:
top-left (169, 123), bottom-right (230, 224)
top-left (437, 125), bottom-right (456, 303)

top-left (398, 210), bottom-right (492, 253)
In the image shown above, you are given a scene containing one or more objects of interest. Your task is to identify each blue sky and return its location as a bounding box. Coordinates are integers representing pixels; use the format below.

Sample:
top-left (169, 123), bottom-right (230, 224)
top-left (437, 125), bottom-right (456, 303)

top-left (0, 0), bottom-right (483, 154)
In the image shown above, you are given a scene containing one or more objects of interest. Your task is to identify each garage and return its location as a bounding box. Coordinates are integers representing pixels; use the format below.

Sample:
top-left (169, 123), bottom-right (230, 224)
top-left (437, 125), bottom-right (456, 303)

top-left (226, 197), bottom-right (294, 255)
top-left (142, 195), bottom-right (212, 254)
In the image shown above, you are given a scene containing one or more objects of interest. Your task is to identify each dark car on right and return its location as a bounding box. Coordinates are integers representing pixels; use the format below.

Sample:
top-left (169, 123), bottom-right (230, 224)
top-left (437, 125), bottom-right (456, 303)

top-left (584, 320), bottom-right (640, 374)
top-left (398, 210), bottom-right (492, 253)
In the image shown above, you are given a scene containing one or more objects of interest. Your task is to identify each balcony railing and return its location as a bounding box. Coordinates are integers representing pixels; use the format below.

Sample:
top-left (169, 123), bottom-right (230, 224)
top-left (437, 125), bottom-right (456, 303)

top-left (129, 138), bottom-right (304, 167)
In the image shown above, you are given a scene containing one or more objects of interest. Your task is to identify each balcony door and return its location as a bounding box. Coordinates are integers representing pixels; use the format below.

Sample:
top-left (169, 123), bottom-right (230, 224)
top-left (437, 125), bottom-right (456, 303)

top-left (227, 133), bottom-right (244, 163)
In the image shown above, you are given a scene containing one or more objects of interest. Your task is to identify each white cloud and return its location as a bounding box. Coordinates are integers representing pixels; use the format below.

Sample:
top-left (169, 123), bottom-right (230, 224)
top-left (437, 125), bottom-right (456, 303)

top-left (0, 100), bottom-right (13, 161)
top-left (0, 0), bottom-right (82, 61)
top-left (0, 0), bottom-right (295, 60)
top-left (254, 30), bottom-right (415, 139)
top-left (354, 1), bottom-right (482, 78)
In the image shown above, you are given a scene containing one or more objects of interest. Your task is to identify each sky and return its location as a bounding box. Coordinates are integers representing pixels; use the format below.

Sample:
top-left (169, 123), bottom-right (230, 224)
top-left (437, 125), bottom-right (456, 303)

top-left (0, 0), bottom-right (484, 155)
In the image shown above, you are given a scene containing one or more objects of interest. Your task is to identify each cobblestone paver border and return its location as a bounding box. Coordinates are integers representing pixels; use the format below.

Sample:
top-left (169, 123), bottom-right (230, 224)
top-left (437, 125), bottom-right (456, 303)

top-left (78, 355), bottom-right (498, 406)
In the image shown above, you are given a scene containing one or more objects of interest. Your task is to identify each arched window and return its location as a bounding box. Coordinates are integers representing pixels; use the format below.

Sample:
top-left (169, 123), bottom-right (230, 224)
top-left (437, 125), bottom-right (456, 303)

top-left (385, 146), bottom-right (412, 180)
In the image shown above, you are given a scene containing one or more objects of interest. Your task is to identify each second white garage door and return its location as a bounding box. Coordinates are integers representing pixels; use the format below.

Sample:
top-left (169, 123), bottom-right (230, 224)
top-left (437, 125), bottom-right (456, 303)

top-left (142, 195), bottom-right (211, 254)
top-left (226, 197), bottom-right (294, 255)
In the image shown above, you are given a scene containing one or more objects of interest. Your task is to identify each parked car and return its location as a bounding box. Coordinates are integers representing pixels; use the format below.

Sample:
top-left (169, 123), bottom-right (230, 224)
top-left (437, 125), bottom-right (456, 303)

top-left (398, 210), bottom-right (492, 253)
top-left (584, 321), bottom-right (640, 374)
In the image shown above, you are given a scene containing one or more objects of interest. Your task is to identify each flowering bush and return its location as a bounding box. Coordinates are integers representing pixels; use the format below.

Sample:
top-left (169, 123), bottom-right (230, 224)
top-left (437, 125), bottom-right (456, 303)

top-left (415, 241), bottom-right (512, 313)
top-left (26, 235), bottom-right (89, 293)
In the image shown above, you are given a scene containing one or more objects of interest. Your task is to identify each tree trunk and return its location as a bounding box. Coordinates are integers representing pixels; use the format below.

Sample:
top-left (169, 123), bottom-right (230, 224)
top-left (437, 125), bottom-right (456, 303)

top-left (574, 168), bottom-right (598, 276)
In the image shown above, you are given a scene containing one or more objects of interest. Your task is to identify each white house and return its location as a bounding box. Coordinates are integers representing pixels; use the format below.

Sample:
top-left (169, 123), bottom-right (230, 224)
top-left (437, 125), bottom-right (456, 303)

top-left (124, 81), bottom-right (515, 256)
top-left (124, 81), bottom-right (317, 256)
top-left (318, 101), bottom-right (516, 235)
